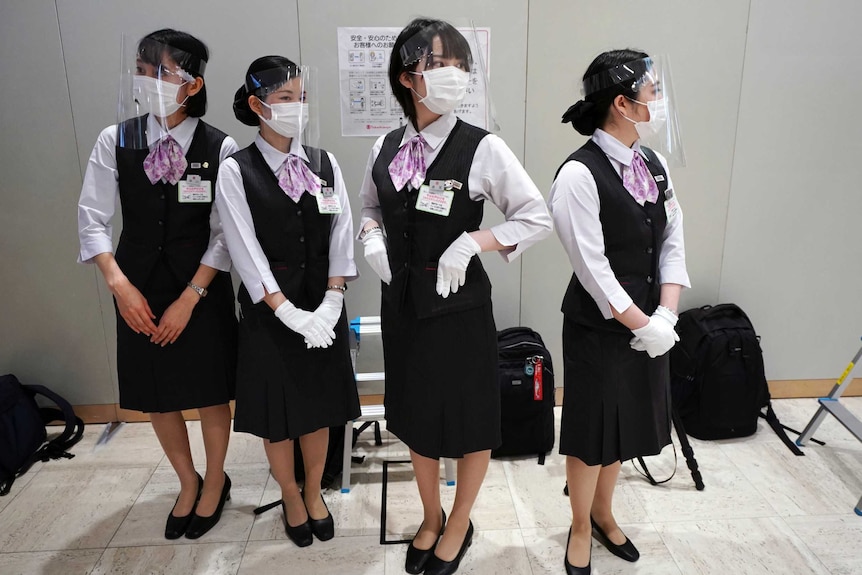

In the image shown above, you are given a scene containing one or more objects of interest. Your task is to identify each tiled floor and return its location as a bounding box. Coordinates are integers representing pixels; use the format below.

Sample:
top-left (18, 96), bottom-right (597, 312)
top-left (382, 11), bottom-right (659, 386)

top-left (1, 398), bottom-right (860, 574)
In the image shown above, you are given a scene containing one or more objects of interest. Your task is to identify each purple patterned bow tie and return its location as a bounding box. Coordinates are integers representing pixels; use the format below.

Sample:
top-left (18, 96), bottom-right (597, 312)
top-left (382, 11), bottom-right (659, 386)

top-left (277, 154), bottom-right (321, 202)
top-left (388, 135), bottom-right (427, 191)
top-left (622, 151), bottom-right (660, 205)
top-left (143, 135), bottom-right (187, 185)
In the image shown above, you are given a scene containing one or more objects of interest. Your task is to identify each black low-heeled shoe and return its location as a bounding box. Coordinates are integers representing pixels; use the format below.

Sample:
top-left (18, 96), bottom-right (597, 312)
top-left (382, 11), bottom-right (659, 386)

top-left (165, 473), bottom-right (203, 540)
top-left (185, 473), bottom-right (231, 540)
top-left (405, 509), bottom-right (447, 574)
top-left (590, 517), bottom-right (639, 562)
top-left (423, 519), bottom-right (473, 575)
top-left (565, 527), bottom-right (591, 575)
top-left (306, 492), bottom-right (335, 542)
top-left (283, 501), bottom-right (314, 548)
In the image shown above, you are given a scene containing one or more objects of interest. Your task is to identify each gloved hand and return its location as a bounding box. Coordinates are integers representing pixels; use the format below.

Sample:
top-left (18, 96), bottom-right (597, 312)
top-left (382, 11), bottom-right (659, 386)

top-left (306, 290), bottom-right (344, 348)
top-left (436, 232), bottom-right (481, 298)
top-left (274, 299), bottom-right (335, 348)
top-left (630, 306), bottom-right (679, 358)
top-left (361, 227), bottom-right (392, 284)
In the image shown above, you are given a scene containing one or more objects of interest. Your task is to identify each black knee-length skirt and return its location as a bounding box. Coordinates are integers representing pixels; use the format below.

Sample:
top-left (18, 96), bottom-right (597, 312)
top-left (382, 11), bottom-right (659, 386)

top-left (382, 295), bottom-right (501, 460)
top-left (233, 303), bottom-right (360, 442)
top-left (559, 317), bottom-right (671, 466)
top-left (115, 263), bottom-right (237, 413)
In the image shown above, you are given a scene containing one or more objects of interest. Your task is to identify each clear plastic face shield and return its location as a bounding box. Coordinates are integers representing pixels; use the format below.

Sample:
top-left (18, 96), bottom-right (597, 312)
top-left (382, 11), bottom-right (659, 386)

top-left (583, 55), bottom-right (685, 167)
top-left (246, 65), bottom-right (321, 172)
top-left (399, 21), bottom-right (498, 131)
top-left (117, 35), bottom-right (206, 149)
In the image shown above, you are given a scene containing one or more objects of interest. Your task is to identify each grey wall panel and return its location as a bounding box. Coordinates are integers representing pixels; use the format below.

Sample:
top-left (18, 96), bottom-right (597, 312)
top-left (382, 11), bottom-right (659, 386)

top-left (521, 0), bottom-right (751, 371)
top-left (0, 0), bottom-right (114, 404)
top-left (721, 0), bottom-right (862, 379)
top-left (296, 0), bottom-right (530, 330)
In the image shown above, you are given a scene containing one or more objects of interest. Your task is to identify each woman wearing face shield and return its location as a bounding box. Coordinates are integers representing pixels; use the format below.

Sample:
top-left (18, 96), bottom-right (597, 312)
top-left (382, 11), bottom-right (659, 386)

top-left (548, 50), bottom-right (690, 574)
top-left (215, 56), bottom-right (360, 548)
top-left (358, 18), bottom-right (552, 575)
top-left (77, 29), bottom-right (238, 541)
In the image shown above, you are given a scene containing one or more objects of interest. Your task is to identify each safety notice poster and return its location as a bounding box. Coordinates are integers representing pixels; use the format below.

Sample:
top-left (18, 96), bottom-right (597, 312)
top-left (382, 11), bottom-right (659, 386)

top-left (336, 27), bottom-right (491, 137)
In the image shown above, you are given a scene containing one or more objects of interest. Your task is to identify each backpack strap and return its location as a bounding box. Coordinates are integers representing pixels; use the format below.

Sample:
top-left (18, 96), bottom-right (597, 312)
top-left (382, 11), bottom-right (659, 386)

top-left (760, 402), bottom-right (805, 456)
top-left (22, 384), bottom-right (85, 458)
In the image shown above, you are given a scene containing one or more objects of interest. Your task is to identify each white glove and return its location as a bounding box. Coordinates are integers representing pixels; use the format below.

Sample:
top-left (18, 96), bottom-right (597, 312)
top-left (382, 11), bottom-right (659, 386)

top-left (630, 306), bottom-right (679, 358)
top-left (436, 232), bottom-right (481, 298)
top-left (306, 290), bottom-right (344, 348)
top-left (361, 228), bottom-right (392, 284)
top-left (274, 300), bottom-right (335, 349)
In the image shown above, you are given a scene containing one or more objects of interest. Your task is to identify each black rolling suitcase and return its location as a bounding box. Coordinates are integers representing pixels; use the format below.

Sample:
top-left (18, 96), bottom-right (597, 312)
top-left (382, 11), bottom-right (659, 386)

top-left (492, 327), bottom-right (555, 464)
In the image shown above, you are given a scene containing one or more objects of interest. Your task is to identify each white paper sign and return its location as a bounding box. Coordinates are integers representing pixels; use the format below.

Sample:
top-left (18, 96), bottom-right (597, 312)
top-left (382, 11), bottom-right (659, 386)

top-left (337, 27), bottom-right (491, 137)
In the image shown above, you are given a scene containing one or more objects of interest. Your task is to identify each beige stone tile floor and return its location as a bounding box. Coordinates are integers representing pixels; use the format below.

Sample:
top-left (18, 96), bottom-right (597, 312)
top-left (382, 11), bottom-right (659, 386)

top-left (0, 398), bottom-right (859, 574)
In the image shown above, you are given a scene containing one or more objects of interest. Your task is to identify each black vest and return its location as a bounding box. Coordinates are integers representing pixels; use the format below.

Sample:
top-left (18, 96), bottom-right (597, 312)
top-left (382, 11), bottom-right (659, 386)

top-left (231, 143), bottom-right (335, 312)
top-left (115, 117), bottom-right (227, 290)
top-left (373, 119), bottom-right (491, 319)
top-left (557, 140), bottom-right (669, 332)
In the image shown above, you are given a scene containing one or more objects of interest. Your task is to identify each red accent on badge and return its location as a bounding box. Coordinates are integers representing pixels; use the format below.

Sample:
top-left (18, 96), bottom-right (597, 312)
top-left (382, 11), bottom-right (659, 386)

top-left (533, 358), bottom-right (543, 401)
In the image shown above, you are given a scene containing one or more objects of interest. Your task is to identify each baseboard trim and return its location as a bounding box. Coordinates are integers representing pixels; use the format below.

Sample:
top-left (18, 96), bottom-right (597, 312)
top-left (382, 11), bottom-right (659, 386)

top-left (69, 378), bottom-right (861, 424)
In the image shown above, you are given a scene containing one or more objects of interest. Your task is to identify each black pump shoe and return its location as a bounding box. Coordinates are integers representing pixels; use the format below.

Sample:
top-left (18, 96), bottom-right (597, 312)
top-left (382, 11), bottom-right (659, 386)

top-left (306, 492), bottom-right (335, 541)
top-left (165, 473), bottom-right (203, 540)
top-left (565, 527), bottom-right (591, 575)
top-left (590, 517), bottom-right (639, 562)
top-left (185, 473), bottom-right (231, 540)
top-left (283, 501), bottom-right (314, 548)
top-left (405, 509), bottom-right (446, 574)
top-left (423, 519), bottom-right (473, 575)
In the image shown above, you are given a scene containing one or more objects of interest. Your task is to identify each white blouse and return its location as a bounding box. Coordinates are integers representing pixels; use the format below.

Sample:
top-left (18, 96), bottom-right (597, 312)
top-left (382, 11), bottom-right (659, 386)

top-left (77, 115), bottom-right (238, 271)
top-left (215, 134), bottom-right (358, 304)
top-left (357, 111), bottom-right (553, 262)
top-left (548, 129), bottom-right (690, 320)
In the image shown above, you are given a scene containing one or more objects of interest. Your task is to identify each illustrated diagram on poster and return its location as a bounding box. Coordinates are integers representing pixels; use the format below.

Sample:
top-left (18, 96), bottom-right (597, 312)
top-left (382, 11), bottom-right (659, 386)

top-left (337, 27), bottom-right (491, 137)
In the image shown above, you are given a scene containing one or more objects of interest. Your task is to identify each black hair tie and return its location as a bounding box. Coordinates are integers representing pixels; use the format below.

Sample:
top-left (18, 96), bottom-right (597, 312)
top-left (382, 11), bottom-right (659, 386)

top-left (561, 100), bottom-right (594, 124)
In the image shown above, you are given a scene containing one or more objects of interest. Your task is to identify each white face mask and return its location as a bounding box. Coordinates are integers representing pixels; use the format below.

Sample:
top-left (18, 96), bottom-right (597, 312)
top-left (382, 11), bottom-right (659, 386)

top-left (258, 101), bottom-right (309, 139)
top-left (134, 76), bottom-right (187, 117)
top-left (411, 67), bottom-right (470, 115)
top-left (622, 97), bottom-right (667, 140)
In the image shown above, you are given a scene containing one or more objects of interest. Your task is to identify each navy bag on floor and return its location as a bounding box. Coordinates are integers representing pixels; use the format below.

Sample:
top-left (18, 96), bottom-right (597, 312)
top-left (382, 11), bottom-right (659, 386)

top-left (492, 327), bottom-right (556, 464)
top-left (0, 374), bottom-right (85, 495)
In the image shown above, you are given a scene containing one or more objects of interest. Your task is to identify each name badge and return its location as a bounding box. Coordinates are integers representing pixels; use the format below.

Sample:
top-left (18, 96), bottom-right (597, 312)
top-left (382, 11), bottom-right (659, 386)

top-left (178, 179), bottom-right (212, 203)
top-left (416, 184), bottom-right (454, 216)
top-left (316, 187), bottom-right (342, 214)
top-left (664, 188), bottom-right (679, 222)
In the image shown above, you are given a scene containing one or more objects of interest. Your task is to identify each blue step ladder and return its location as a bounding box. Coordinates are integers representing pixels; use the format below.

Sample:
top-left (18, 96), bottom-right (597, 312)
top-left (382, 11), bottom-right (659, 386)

top-left (796, 338), bottom-right (862, 515)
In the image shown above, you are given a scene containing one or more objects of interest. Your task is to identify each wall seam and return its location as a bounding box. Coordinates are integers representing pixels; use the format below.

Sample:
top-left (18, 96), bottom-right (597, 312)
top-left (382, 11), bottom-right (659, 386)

top-left (518, 0), bottom-right (531, 326)
top-left (717, 0), bottom-right (753, 301)
top-left (55, 0), bottom-right (116, 403)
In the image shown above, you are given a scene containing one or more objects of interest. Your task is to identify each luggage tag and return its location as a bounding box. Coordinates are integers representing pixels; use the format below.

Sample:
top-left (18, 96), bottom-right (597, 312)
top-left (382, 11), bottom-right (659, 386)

top-left (178, 174), bottom-right (212, 203)
top-left (315, 187), bottom-right (342, 214)
top-left (533, 357), bottom-right (544, 401)
top-left (415, 179), bottom-right (455, 216)
top-left (664, 188), bottom-right (679, 222)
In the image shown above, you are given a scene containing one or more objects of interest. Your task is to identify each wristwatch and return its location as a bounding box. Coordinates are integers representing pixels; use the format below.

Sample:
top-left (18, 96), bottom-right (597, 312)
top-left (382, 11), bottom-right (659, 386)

top-left (187, 282), bottom-right (208, 298)
top-left (327, 284), bottom-right (348, 292)
top-left (358, 225), bottom-right (380, 241)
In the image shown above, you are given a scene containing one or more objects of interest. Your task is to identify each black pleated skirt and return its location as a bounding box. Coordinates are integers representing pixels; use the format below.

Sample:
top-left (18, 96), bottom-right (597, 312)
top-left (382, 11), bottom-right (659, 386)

top-left (559, 317), bottom-right (671, 466)
top-left (382, 295), bottom-right (500, 460)
top-left (115, 262), bottom-right (237, 413)
top-left (233, 303), bottom-right (360, 442)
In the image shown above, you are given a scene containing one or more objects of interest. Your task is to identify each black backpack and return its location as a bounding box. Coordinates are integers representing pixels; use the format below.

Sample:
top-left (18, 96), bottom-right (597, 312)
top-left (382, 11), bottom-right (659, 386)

top-left (492, 327), bottom-right (555, 464)
top-left (0, 374), bottom-right (85, 495)
top-left (670, 305), bottom-right (802, 454)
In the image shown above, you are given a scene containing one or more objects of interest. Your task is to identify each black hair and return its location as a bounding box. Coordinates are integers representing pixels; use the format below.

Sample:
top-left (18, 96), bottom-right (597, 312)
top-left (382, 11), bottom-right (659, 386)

top-left (561, 49), bottom-right (650, 136)
top-left (389, 18), bottom-right (472, 121)
top-left (233, 55), bottom-right (300, 126)
top-left (138, 29), bottom-right (209, 118)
